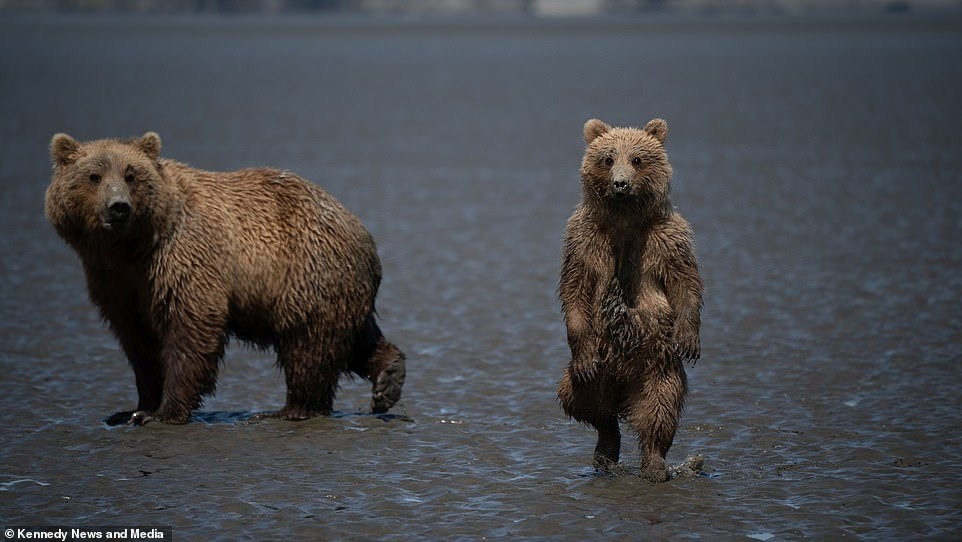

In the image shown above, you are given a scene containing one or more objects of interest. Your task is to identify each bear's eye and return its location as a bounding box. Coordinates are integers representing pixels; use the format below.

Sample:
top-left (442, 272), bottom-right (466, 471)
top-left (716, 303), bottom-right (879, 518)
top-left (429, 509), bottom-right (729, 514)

top-left (603, 156), bottom-right (614, 167)
top-left (124, 173), bottom-right (136, 183)
top-left (89, 174), bottom-right (101, 183)
top-left (631, 156), bottom-right (642, 167)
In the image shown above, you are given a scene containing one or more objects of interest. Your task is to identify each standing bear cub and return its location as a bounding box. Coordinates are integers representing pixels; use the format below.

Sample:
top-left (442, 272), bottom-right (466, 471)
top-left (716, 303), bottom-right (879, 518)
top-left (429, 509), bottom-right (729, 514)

top-left (46, 132), bottom-right (405, 425)
top-left (558, 118), bottom-right (703, 482)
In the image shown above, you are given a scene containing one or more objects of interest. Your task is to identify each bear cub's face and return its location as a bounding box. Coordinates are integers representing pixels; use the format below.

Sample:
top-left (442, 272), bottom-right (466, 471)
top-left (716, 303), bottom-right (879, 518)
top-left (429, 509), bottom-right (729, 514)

top-left (579, 118), bottom-right (672, 208)
top-left (46, 132), bottom-right (164, 239)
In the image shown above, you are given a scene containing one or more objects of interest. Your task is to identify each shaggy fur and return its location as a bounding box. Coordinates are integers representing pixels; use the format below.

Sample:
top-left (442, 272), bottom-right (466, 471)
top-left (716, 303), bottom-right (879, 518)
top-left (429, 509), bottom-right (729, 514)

top-left (45, 132), bottom-right (405, 425)
top-left (557, 118), bottom-right (703, 482)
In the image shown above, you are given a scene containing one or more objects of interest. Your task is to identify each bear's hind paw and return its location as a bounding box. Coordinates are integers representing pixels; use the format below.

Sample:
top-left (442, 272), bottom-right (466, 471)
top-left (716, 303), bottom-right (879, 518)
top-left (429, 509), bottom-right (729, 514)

top-left (641, 456), bottom-right (670, 483)
top-left (371, 358), bottom-right (406, 414)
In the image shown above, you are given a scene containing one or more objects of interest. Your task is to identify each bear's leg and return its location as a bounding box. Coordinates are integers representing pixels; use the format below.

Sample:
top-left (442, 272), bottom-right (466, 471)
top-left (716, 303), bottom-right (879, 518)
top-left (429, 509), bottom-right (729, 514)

top-left (106, 358), bottom-right (164, 426)
top-left (367, 338), bottom-right (405, 414)
top-left (558, 367), bottom-right (623, 471)
top-left (593, 417), bottom-right (622, 471)
top-left (627, 358), bottom-right (688, 483)
top-left (349, 315), bottom-right (406, 414)
top-left (132, 360), bottom-right (164, 413)
top-left (149, 346), bottom-right (223, 425)
top-left (275, 333), bottom-right (346, 420)
top-left (106, 319), bottom-right (164, 426)
top-left (133, 318), bottom-right (226, 425)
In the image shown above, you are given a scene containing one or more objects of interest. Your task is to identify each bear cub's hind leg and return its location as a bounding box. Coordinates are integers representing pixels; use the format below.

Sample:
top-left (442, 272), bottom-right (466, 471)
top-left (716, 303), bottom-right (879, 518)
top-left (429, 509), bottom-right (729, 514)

top-left (628, 361), bottom-right (688, 483)
top-left (559, 369), bottom-right (624, 471)
top-left (593, 417), bottom-right (621, 471)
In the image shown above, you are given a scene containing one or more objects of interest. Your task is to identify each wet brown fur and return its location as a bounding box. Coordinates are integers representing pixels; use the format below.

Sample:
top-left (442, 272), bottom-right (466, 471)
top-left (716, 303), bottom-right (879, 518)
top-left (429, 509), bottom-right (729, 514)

top-left (557, 118), bottom-right (702, 482)
top-left (45, 132), bottom-right (405, 425)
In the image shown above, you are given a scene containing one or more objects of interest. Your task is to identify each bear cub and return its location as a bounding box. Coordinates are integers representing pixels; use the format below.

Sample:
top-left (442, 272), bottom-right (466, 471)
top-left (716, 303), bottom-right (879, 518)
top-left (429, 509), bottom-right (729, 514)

top-left (45, 132), bottom-right (405, 425)
top-left (558, 118), bottom-right (703, 482)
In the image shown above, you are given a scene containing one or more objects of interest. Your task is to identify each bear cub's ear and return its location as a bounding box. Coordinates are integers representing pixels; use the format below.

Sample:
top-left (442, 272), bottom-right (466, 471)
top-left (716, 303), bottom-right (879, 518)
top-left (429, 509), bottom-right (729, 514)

top-left (137, 132), bottom-right (162, 161)
top-left (51, 133), bottom-right (80, 167)
top-left (583, 119), bottom-right (611, 144)
top-left (643, 118), bottom-right (668, 145)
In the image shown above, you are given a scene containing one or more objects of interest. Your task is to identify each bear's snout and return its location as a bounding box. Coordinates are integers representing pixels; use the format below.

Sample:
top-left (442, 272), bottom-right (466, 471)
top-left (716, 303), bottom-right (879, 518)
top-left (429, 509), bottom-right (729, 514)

top-left (610, 165), bottom-right (634, 196)
top-left (101, 194), bottom-right (133, 230)
top-left (108, 199), bottom-right (131, 221)
top-left (100, 180), bottom-right (133, 229)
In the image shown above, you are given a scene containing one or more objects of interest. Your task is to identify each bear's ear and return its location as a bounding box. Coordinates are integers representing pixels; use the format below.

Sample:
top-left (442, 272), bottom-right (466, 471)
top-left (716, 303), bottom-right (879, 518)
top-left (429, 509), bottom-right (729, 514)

top-left (643, 118), bottom-right (668, 145)
top-left (136, 132), bottom-right (162, 161)
top-left (50, 133), bottom-right (80, 166)
top-left (583, 119), bottom-right (611, 144)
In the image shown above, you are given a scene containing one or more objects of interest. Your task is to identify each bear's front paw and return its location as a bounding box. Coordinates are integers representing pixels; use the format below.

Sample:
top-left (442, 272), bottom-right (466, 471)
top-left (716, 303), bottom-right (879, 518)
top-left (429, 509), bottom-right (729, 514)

top-left (674, 327), bottom-right (701, 364)
top-left (102, 410), bottom-right (171, 426)
top-left (571, 356), bottom-right (601, 382)
top-left (137, 408), bottom-right (191, 425)
top-left (105, 411), bottom-right (135, 426)
top-left (128, 410), bottom-right (157, 426)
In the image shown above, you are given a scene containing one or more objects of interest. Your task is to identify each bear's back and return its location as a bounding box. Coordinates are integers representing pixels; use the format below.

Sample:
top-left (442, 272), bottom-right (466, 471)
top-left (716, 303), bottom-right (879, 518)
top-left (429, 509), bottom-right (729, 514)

top-left (161, 160), bottom-right (381, 334)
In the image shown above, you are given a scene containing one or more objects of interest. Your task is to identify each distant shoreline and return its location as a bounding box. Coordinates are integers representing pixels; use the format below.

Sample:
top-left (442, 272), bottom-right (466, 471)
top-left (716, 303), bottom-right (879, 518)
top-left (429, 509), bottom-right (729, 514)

top-left (1, 0), bottom-right (960, 16)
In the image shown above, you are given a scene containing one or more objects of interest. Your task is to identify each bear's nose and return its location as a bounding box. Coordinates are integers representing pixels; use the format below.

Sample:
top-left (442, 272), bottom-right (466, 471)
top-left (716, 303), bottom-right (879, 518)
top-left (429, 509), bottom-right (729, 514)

top-left (613, 180), bottom-right (630, 193)
top-left (107, 199), bottom-right (131, 222)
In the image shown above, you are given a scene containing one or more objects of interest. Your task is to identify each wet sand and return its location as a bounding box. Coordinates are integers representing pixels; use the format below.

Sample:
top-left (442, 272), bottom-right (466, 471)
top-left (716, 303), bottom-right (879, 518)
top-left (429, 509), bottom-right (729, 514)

top-left (1, 12), bottom-right (961, 540)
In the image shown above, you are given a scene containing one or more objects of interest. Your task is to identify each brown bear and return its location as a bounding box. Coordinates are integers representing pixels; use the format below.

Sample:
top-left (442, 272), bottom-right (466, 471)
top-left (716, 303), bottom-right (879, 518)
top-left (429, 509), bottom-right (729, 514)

top-left (557, 118), bottom-right (703, 482)
top-left (45, 132), bottom-right (405, 425)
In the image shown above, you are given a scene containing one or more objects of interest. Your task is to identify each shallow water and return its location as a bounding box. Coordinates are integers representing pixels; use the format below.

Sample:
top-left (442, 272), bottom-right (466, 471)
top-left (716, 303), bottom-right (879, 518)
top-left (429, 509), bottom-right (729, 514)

top-left (1, 12), bottom-right (961, 540)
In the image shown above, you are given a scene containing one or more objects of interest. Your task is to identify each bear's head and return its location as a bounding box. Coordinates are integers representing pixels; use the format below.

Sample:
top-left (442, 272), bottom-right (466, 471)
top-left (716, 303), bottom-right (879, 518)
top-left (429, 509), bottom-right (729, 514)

top-left (579, 118), bottom-right (673, 216)
top-left (45, 132), bottom-right (176, 253)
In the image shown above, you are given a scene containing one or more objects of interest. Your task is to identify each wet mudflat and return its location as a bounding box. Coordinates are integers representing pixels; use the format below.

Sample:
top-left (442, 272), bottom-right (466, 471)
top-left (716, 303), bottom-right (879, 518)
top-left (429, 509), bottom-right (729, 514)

top-left (1, 12), bottom-right (961, 540)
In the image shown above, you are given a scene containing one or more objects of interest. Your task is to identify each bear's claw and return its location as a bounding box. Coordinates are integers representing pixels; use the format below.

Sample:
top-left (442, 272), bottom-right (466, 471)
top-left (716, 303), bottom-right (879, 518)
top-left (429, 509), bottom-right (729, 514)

top-left (128, 410), bottom-right (156, 426)
top-left (571, 356), bottom-right (601, 382)
top-left (105, 410), bottom-right (157, 426)
top-left (105, 411), bottom-right (134, 426)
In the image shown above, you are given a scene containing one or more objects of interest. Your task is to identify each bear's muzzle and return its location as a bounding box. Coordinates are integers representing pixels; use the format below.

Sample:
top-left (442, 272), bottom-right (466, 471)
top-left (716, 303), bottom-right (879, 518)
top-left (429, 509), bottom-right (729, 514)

top-left (103, 189), bottom-right (132, 229)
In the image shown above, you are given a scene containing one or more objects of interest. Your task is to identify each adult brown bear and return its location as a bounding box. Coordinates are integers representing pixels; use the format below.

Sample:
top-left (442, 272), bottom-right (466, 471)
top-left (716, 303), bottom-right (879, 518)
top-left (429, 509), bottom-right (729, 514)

top-left (45, 132), bottom-right (405, 425)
